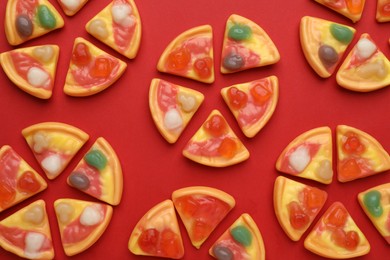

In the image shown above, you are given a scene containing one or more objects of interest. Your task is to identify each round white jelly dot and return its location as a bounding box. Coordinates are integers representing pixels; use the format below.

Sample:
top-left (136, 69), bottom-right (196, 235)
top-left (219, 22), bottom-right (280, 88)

top-left (178, 93), bottom-right (196, 112)
top-left (111, 4), bottom-right (134, 27)
top-left (316, 159), bottom-right (333, 181)
top-left (80, 206), bottom-right (103, 226)
top-left (25, 232), bottom-right (45, 258)
top-left (288, 146), bottom-right (310, 172)
top-left (164, 109), bottom-right (183, 130)
top-left (356, 38), bottom-right (377, 59)
top-left (41, 154), bottom-right (62, 177)
top-left (61, 0), bottom-right (81, 11)
top-left (27, 67), bottom-right (50, 88)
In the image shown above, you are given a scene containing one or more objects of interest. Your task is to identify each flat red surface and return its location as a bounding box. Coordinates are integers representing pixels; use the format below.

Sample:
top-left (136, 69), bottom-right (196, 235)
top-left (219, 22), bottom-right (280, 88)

top-left (0, 0), bottom-right (390, 259)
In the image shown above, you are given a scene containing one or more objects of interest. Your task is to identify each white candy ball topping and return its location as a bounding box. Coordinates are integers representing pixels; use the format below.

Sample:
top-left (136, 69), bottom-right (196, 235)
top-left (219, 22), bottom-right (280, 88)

top-left (25, 232), bottom-right (45, 258)
top-left (111, 4), bottom-right (134, 27)
top-left (356, 38), bottom-right (377, 59)
top-left (289, 146), bottom-right (310, 172)
top-left (41, 154), bottom-right (62, 176)
top-left (80, 206), bottom-right (103, 226)
top-left (164, 109), bottom-right (183, 130)
top-left (61, 0), bottom-right (81, 11)
top-left (178, 93), bottom-right (196, 112)
top-left (27, 67), bottom-right (50, 88)
top-left (88, 19), bottom-right (109, 39)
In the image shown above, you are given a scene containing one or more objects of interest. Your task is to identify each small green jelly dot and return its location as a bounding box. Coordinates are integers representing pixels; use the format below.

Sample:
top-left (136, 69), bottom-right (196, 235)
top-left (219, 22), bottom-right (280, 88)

top-left (230, 225), bottom-right (252, 247)
top-left (330, 24), bottom-right (353, 44)
top-left (85, 150), bottom-right (107, 170)
top-left (37, 5), bottom-right (56, 29)
top-left (363, 190), bottom-right (383, 218)
top-left (228, 24), bottom-right (252, 41)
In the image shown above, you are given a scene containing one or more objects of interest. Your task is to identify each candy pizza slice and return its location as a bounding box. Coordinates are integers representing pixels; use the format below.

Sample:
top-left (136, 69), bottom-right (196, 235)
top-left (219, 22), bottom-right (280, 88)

top-left (336, 125), bottom-right (390, 182)
top-left (276, 126), bottom-right (333, 184)
top-left (68, 137), bottom-right (123, 206)
top-left (0, 45), bottom-right (59, 99)
top-left (64, 37), bottom-right (127, 97)
top-left (358, 183), bottom-right (390, 244)
top-left (209, 213), bottom-right (265, 260)
top-left (54, 199), bottom-right (113, 256)
top-left (376, 0), bottom-right (390, 22)
top-left (172, 186), bottom-right (235, 249)
top-left (157, 25), bottom-right (214, 83)
top-left (57, 0), bottom-right (89, 16)
top-left (304, 202), bottom-right (370, 258)
top-left (221, 14), bottom-right (280, 74)
top-left (274, 176), bottom-right (328, 241)
top-left (86, 0), bottom-right (141, 59)
top-left (300, 16), bottom-right (355, 78)
top-left (221, 76), bottom-right (279, 138)
top-left (0, 145), bottom-right (47, 213)
top-left (0, 200), bottom-right (54, 259)
top-left (149, 78), bottom-right (204, 144)
top-left (128, 200), bottom-right (185, 259)
top-left (183, 110), bottom-right (250, 167)
top-left (336, 33), bottom-right (390, 92)
top-left (5, 0), bottom-right (64, 46)
top-left (313, 0), bottom-right (366, 23)
top-left (22, 122), bottom-right (89, 180)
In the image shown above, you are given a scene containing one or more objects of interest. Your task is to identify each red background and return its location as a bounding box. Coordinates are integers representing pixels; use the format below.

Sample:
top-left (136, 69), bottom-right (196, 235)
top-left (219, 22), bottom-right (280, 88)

top-left (0, 0), bottom-right (390, 259)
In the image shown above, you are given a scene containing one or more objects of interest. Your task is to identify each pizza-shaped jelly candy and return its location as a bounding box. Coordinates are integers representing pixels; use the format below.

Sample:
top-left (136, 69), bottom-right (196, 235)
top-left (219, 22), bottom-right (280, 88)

top-left (54, 198), bottom-right (113, 256)
top-left (5, 0), bottom-right (64, 46)
top-left (64, 37), bottom-right (127, 97)
top-left (128, 200), bottom-right (185, 259)
top-left (86, 0), bottom-right (141, 59)
top-left (376, 0), bottom-right (390, 22)
top-left (172, 186), bottom-right (235, 249)
top-left (274, 176), bottom-right (328, 241)
top-left (276, 126), bottom-right (333, 184)
top-left (336, 33), bottom-right (390, 92)
top-left (22, 122), bottom-right (89, 180)
top-left (157, 25), bottom-right (215, 83)
top-left (221, 76), bottom-right (279, 138)
top-left (304, 202), bottom-right (370, 258)
top-left (337, 125), bottom-right (390, 182)
top-left (0, 145), bottom-right (47, 213)
top-left (221, 14), bottom-right (280, 74)
top-left (313, 0), bottom-right (366, 23)
top-left (68, 137), bottom-right (123, 206)
top-left (57, 0), bottom-right (89, 16)
top-left (183, 110), bottom-right (250, 167)
top-left (0, 200), bottom-right (54, 259)
top-left (300, 16), bottom-right (355, 78)
top-left (209, 213), bottom-right (265, 260)
top-left (149, 78), bottom-right (204, 144)
top-left (358, 183), bottom-right (390, 244)
top-left (0, 45), bottom-right (59, 99)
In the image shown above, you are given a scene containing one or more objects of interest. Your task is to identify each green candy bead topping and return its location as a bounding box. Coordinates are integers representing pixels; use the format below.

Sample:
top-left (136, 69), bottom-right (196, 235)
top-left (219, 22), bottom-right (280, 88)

top-left (85, 150), bottom-right (107, 170)
top-left (330, 24), bottom-right (353, 44)
top-left (363, 190), bottom-right (383, 218)
top-left (230, 225), bottom-right (252, 247)
top-left (228, 24), bottom-right (252, 41)
top-left (37, 5), bottom-right (56, 29)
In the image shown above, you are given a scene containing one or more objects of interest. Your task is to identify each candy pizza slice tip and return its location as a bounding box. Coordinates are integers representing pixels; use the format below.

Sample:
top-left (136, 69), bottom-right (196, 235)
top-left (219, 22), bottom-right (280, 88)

top-left (182, 109), bottom-right (250, 167)
top-left (67, 137), bottom-right (123, 206)
top-left (64, 37), bottom-right (127, 97)
top-left (376, 0), bottom-right (390, 22)
top-left (300, 16), bottom-right (356, 78)
top-left (128, 200), bottom-right (185, 259)
top-left (221, 14), bottom-right (280, 74)
top-left (86, 0), bottom-right (141, 59)
top-left (209, 213), bottom-right (265, 260)
top-left (157, 25), bottom-right (215, 83)
top-left (0, 45), bottom-right (60, 99)
top-left (22, 122), bottom-right (89, 180)
top-left (221, 76), bottom-right (279, 138)
top-left (5, 0), bottom-right (64, 46)
top-left (276, 126), bottom-right (333, 184)
top-left (57, 0), bottom-right (89, 16)
top-left (171, 186), bottom-right (235, 249)
top-left (313, 0), bottom-right (366, 23)
top-left (0, 200), bottom-right (54, 259)
top-left (54, 198), bottom-right (113, 256)
top-left (336, 125), bottom-right (390, 182)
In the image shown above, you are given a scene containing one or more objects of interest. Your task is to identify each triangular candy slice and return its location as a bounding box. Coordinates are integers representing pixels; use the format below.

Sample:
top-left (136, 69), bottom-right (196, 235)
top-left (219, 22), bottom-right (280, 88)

top-left (22, 122), bottom-right (89, 180)
top-left (276, 126), bottom-right (333, 184)
top-left (172, 186), bottom-right (235, 249)
top-left (5, 0), bottom-right (64, 45)
top-left (0, 145), bottom-right (47, 213)
top-left (273, 176), bottom-right (328, 241)
top-left (300, 16), bottom-right (355, 78)
top-left (57, 0), bottom-right (89, 16)
top-left (0, 200), bottom-right (54, 259)
top-left (304, 202), bottom-right (370, 258)
top-left (358, 183), bottom-right (390, 244)
top-left (54, 198), bottom-right (113, 256)
top-left (64, 37), bottom-right (127, 97)
top-left (149, 78), bottom-right (204, 143)
top-left (336, 33), bottom-right (390, 92)
top-left (336, 125), bottom-right (390, 182)
top-left (376, 0), bottom-right (390, 22)
top-left (67, 137), bottom-right (123, 205)
top-left (313, 0), bottom-right (366, 23)
top-left (221, 76), bottom-right (279, 138)
top-left (183, 109), bottom-right (250, 167)
top-left (209, 213), bottom-right (265, 260)
top-left (128, 200), bottom-right (185, 259)
top-left (157, 25), bottom-right (215, 83)
top-left (86, 0), bottom-right (141, 59)
top-left (0, 45), bottom-right (59, 99)
top-left (220, 14), bottom-right (280, 74)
